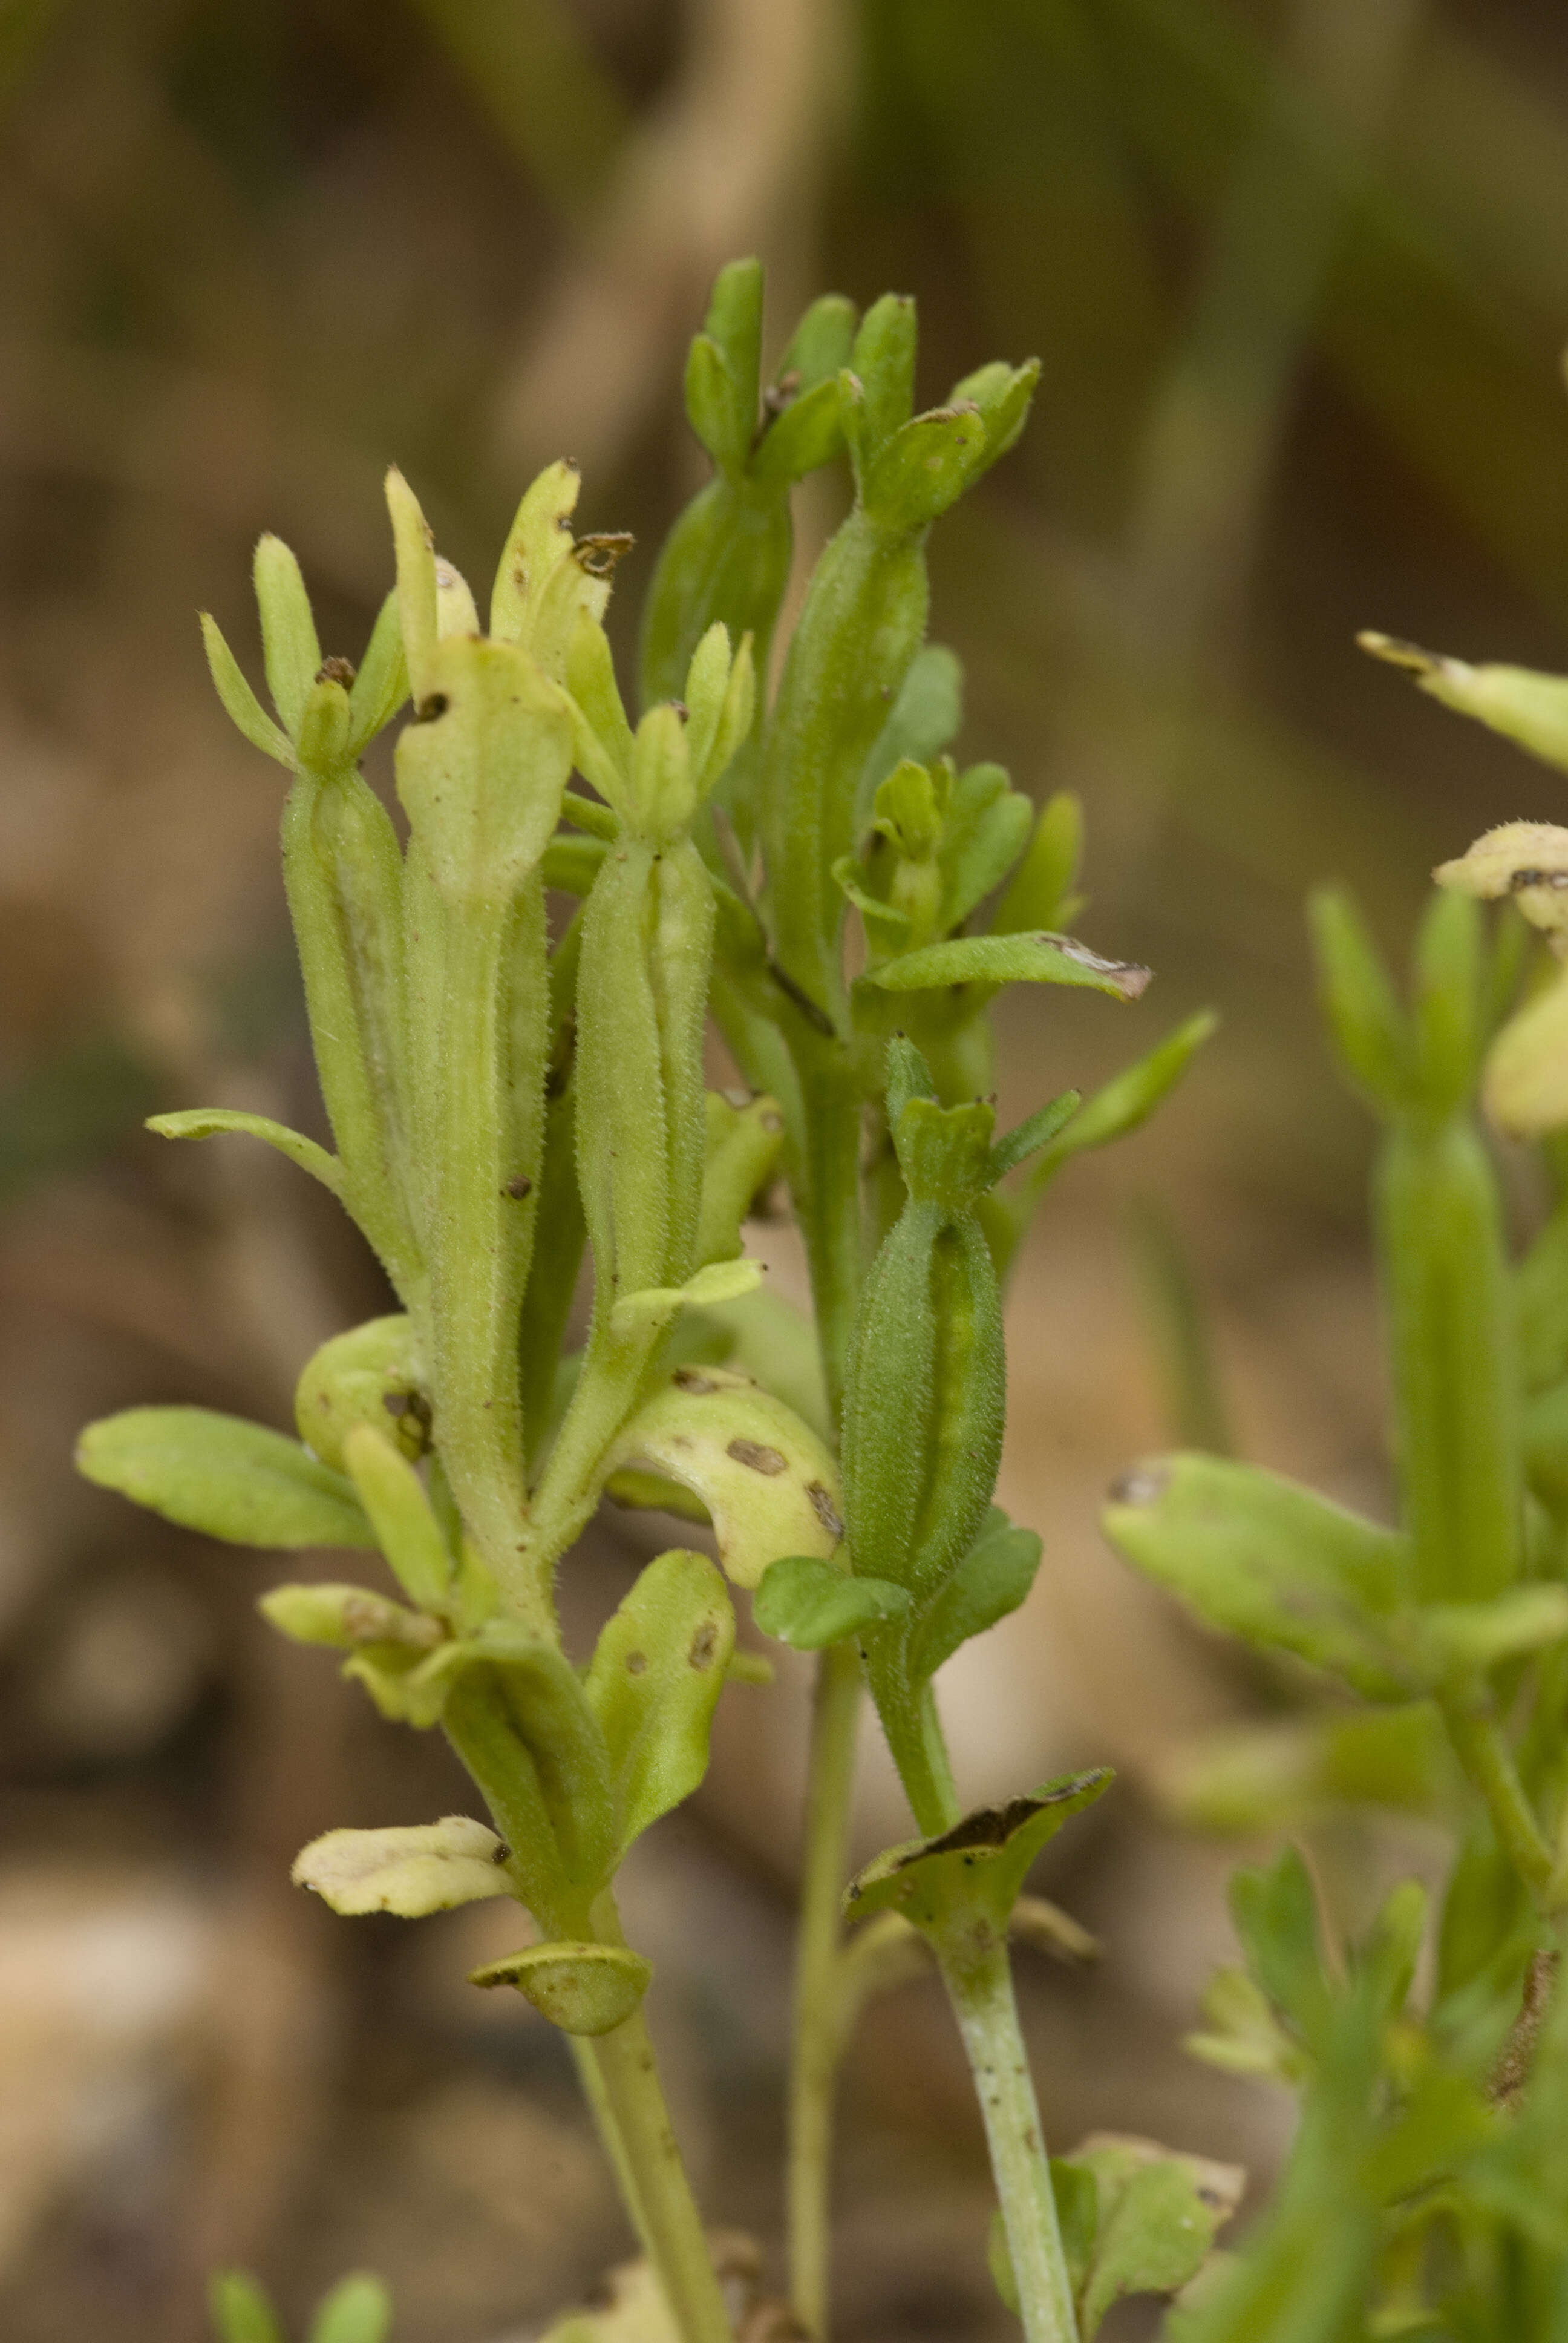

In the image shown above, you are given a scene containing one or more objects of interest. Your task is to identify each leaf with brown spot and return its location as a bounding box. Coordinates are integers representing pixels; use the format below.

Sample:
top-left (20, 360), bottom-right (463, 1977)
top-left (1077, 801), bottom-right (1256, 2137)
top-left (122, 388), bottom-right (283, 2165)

top-left (585, 1549), bottom-right (736, 1856)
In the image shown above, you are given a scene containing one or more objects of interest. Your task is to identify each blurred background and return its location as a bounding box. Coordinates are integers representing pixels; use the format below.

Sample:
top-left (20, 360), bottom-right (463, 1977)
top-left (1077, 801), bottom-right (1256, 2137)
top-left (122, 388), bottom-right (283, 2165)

top-left (2, 0), bottom-right (1567, 2335)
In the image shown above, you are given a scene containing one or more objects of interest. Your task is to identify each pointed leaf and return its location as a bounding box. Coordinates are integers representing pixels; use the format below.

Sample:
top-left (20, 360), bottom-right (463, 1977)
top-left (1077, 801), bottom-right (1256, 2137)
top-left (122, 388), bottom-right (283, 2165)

top-left (907, 1513), bottom-right (1042, 1685)
top-left (77, 1407), bottom-right (375, 1550)
top-left (1026, 1014), bottom-right (1217, 1186)
top-left (749, 375), bottom-right (845, 488)
top-left (253, 534), bottom-right (321, 735)
top-left (993, 791), bottom-right (1082, 937)
top-left (200, 615), bottom-right (294, 766)
top-left (868, 931), bottom-right (1150, 1001)
top-left (585, 1548), bottom-right (734, 1853)
top-left (147, 1107), bottom-right (344, 1200)
top-left (347, 590), bottom-right (409, 754)
top-left (1361, 631), bottom-right (1568, 774)
top-left (292, 1816), bottom-right (513, 1916)
top-left (986, 1092), bottom-right (1082, 1185)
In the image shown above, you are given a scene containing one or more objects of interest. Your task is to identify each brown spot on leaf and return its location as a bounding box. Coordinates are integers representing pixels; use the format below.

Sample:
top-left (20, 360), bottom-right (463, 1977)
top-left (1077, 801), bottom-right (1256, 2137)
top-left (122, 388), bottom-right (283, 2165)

top-left (502, 1175), bottom-right (532, 1198)
top-left (806, 1481), bottom-right (843, 1538)
top-left (626, 1651), bottom-right (648, 1677)
top-left (673, 1368), bottom-right (717, 1394)
top-left (728, 1438), bottom-right (787, 1475)
top-left (689, 1622), bottom-right (719, 1670)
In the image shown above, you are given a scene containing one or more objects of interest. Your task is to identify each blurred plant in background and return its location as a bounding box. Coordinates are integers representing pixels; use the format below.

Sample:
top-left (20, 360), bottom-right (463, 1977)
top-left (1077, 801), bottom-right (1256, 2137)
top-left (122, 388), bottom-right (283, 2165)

top-left (9, 1), bottom-right (1568, 2338)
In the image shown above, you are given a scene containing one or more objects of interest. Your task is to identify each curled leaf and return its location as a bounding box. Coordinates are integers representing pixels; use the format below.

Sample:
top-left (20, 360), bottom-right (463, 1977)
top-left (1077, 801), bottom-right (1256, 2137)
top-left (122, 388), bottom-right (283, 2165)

top-left (148, 1107), bottom-right (344, 1201)
top-left (604, 1366), bottom-right (843, 1588)
top-left (844, 1770), bottom-right (1113, 1944)
top-left (469, 1941), bottom-right (652, 2035)
top-left (292, 1817), bottom-right (514, 1916)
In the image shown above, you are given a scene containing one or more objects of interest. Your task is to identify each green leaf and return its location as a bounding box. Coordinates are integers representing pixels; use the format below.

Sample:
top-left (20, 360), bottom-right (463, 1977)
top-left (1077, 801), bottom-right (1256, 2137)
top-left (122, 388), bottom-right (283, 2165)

top-left (341, 1424), bottom-right (453, 1613)
top-left (1024, 1014), bottom-right (1218, 1185)
top-left (843, 1769), bottom-right (1113, 1944)
top-left (469, 1941), bottom-right (652, 2036)
top-left (907, 1510), bottom-right (1042, 1685)
top-left (147, 1106), bottom-right (345, 1200)
top-left (309, 2275), bottom-right (393, 2343)
top-left (584, 1548), bottom-right (734, 1854)
top-left (253, 534), bottom-right (321, 736)
top-left (1161, 1703), bottom-right (1451, 1835)
top-left (849, 293), bottom-right (916, 462)
top-left (750, 375), bottom-right (846, 488)
top-left (347, 590), bottom-right (409, 755)
top-left (993, 791), bottom-right (1082, 937)
top-left (1102, 1452), bottom-right (1411, 1699)
top-left (938, 764), bottom-right (1033, 931)
top-left (858, 643), bottom-right (963, 824)
top-left (200, 615), bottom-right (293, 767)
top-left (685, 333), bottom-right (744, 475)
top-left (77, 1406), bottom-right (376, 1550)
top-left (863, 404), bottom-right (994, 531)
top-left (1308, 887), bottom-right (1413, 1112)
top-left (754, 1553), bottom-right (910, 1649)
top-left (1230, 1848), bottom-right (1330, 2046)
top-left (867, 929), bottom-right (1150, 1002)
top-left (774, 289), bottom-right (857, 393)
top-left (292, 1816), bottom-right (513, 1916)
top-left (1413, 1584), bottom-right (1568, 1680)
top-left (1413, 886), bottom-right (1484, 1116)
top-left (210, 2273), bottom-right (283, 2343)
top-left (1064, 2135), bottom-right (1245, 2335)
top-left (985, 1092), bottom-right (1082, 1186)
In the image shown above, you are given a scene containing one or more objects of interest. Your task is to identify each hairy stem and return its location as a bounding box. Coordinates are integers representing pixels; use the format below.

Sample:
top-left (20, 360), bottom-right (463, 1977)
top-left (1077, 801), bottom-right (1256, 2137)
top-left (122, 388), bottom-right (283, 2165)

top-left (939, 1933), bottom-right (1079, 2343)
top-left (788, 1637), bottom-right (862, 2336)
top-left (582, 2006), bottom-right (733, 2343)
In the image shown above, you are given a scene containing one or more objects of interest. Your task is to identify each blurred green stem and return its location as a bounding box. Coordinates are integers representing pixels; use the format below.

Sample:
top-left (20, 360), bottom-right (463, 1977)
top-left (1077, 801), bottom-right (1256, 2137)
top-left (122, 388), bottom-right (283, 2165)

top-left (788, 1637), bottom-right (863, 2336)
top-left (584, 2005), bottom-right (733, 2343)
top-left (1442, 1696), bottom-right (1556, 1907)
top-left (786, 1056), bottom-right (865, 2335)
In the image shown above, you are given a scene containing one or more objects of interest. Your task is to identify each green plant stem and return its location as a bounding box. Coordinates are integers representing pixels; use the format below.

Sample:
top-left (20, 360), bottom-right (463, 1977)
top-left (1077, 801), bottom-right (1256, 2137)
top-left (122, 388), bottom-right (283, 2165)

top-left (569, 2036), bottom-right (655, 2259)
top-left (1442, 1695), bottom-right (1556, 1904)
top-left (521, 1317), bottom-right (665, 1586)
top-left (782, 1062), bottom-right (865, 2333)
top-left (582, 2007), bottom-right (733, 2343)
top-left (938, 1933), bottom-right (1079, 2343)
top-left (788, 1636), bottom-right (862, 2337)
